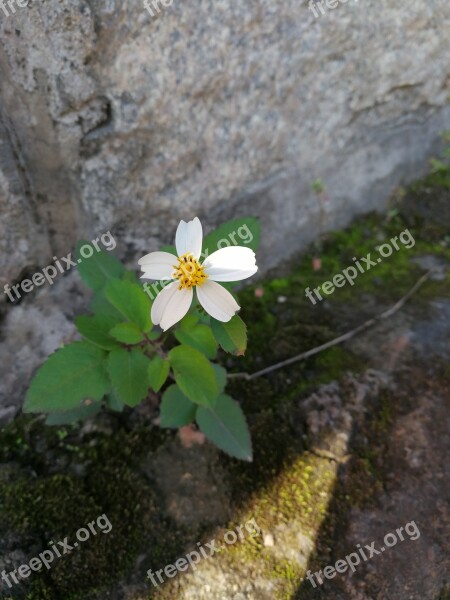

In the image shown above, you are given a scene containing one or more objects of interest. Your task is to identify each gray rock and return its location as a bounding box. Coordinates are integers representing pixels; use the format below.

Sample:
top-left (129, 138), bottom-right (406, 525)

top-left (0, 0), bottom-right (449, 286)
top-left (1, 0), bottom-right (450, 417)
top-left (0, 270), bottom-right (90, 414)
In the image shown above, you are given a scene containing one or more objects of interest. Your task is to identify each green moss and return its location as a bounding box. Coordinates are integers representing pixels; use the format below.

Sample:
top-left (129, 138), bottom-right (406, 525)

top-left (1, 151), bottom-right (449, 599)
top-left (215, 452), bottom-right (337, 599)
top-left (0, 419), bottom-right (187, 599)
top-left (216, 154), bottom-right (450, 598)
top-left (237, 191), bottom-right (450, 330)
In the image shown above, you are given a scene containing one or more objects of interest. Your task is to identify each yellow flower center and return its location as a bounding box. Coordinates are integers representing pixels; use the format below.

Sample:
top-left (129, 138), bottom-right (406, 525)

top-left (173, 253), bottom-right (208, 290)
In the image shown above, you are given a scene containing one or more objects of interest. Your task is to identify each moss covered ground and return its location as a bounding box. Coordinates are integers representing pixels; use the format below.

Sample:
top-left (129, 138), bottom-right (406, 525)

top-left (0, 153), bottom-right (449, 599)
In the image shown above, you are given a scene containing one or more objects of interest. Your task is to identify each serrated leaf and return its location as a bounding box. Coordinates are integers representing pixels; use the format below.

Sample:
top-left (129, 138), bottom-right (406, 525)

top-left (160, 384), bottom-right (196, 428)
top-left (174, 325), bottom-right (218, 359)
top-left (105, 279), bottom-right (152, 332)
top-left (109, 322), bottom-right (145, 344)
top-left (212, 364), bottom-right (227, 393)
top-left (148, 356), bottom-right (170, 392)
top-left (196, 394), bottom-right (252, 461)
top-left (201, 217), bottom-right (260, 258)
top-left (45, 402), bottom-right (102, 425)
top-left (168, 345), bottom-right (218, 407)
top-left (76, 241), bottom-right (125, 292)
top-left (24, 342), bottom-right (110, 413)
top-left (211, 315), bottom-right (247, 355)
top-left (75, 314), bottom-right (121, 350)
top-left (107, 348), bottom-right (150, 407)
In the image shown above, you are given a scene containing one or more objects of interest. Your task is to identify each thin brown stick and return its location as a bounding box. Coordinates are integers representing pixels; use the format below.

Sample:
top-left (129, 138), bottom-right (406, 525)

top-left (228, 270), bottom-right (433, 381)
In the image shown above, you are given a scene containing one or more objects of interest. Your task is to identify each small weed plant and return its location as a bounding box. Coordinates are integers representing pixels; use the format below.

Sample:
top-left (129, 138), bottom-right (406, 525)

top-left (24, 218), bottom-right (260, 461)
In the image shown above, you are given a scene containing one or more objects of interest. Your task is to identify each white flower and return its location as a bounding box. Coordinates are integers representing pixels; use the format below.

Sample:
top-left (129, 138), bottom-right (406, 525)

top-left (138, 217), bottom-right (258, 331)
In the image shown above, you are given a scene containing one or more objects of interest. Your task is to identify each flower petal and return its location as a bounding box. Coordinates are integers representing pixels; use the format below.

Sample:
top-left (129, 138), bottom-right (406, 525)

top-left (151, 282), bottom-right (193, 331)
top-left (203, 246), bottom-right (258, 282)
top-left (175, 217), bottom-right (203, 259)
top-left (138, 251), bottom-right (177, 280)
top-left (196, 280), bottom-right (240, 322)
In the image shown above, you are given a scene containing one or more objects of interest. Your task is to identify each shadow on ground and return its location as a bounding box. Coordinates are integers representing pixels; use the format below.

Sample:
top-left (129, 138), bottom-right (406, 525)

top-left (0, 166), bottom-right (449, 600)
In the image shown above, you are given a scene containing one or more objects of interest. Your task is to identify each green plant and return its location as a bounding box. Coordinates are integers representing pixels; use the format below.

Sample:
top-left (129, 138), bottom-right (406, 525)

top-left (311, 178), bottom-right (325, 195)
top-left (24, 217), bottom-right (261, 461)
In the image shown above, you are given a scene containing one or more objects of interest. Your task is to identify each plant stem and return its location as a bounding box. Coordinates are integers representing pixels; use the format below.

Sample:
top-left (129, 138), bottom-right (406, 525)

top-left (228, 270), bottom-right (433, 381)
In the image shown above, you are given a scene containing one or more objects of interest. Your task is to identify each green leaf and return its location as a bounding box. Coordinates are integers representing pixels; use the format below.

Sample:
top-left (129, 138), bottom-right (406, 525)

top-left (212, 364), bottom-right (227, 393)
top-left (24, 342), bottom-right (110, 413)
top-left (168, 345), bottom-right (218, 407)
top-left (105, 279), bottom-right (152, 332)
top-left (202, 217), bottom-right (260, 257)
top-left (196, 394), bottom-right (252, 461)
top-left (174, 325), bottom-right (218, 359)
top-left (75, 314), bottom-right (121, 350)
top-left (148, 356), bottom-right (170, 392)
top-left (211, 315), bottom-right (247, 355)
top-left (109, 322), bottom-right (145, 345)
top-left (107, 348), bottom-right (150, 407)
top-left (160, 244), bottom-right (177, 256)
top-left (140, 281), bottom-right (162, 306)
top-left (45, 402), bottom-right (102, 425)
top-left (122, 270), bottom-right (139, 284)
top-left (178, 314), bottom-right (199, 330)
top-left (90, 291), bottom-right (124, 320)
top-left (159, 384), bottom-right (196, 428)
top-left (147, 329), bottom-right (162, 341)
top-left (76, 241), bottom-right (125, 292)
top-left (106, 390), bottom-right (125, 412)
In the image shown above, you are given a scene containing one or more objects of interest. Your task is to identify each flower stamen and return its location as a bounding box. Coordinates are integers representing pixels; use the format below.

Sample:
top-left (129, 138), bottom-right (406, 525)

top-left (173, 253), bottom-right (208, 290)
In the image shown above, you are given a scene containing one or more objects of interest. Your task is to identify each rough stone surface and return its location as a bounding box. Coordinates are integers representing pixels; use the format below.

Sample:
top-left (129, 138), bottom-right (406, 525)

top-left (0, 195), bottom-right (448, 599)
top-left (0, 271), bottom-right (89, 416)
top-left (156, 307), bottom-right (450, 600)
top-left (0, 113), bottom-right (51, 289)
top-left (298, 301), bottom-right (450, 600)
top-left (0, 14), bottom-right (450, 597)
top-left (1, 0), bottom-right (450, 413)
top-left (0, 0), bottom-right (450, 290)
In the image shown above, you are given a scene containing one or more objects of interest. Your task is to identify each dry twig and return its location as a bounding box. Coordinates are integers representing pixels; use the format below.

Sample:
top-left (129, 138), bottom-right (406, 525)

top-left (228, 271), bottom-right (433, 381)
